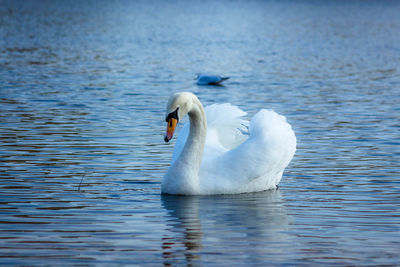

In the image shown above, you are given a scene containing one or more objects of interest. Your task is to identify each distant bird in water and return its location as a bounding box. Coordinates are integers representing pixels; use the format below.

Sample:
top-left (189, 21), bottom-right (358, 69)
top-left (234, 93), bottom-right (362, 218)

top-left (195, 74), bottom-right (229, 85)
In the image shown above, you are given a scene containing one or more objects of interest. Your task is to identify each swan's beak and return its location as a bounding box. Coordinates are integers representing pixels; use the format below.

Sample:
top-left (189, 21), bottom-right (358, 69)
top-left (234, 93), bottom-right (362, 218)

top-left (164, 118), bottom-right (178, 142)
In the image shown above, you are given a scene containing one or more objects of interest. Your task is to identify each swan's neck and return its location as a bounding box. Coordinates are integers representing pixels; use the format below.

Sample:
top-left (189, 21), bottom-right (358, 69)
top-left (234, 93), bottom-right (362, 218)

top-left (165, 98), bottom-right (206, 194)
top-left (181, 100), bottom-right (207, 171)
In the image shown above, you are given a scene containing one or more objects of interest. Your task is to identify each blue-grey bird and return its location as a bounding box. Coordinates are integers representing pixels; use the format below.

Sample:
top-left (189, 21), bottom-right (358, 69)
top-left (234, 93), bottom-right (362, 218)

top-left (195, 74), bottom-right (229, 85)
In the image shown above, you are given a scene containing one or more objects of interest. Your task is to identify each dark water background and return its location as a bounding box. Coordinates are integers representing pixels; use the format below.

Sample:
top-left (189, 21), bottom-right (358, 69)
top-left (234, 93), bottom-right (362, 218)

top-left (1, 0), bottom-right (399, 265)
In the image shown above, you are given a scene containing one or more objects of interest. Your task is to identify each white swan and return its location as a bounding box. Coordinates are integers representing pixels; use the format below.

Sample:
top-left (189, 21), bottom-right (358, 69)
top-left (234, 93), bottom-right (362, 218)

top-left (162, 92), bottom-right (296, 195)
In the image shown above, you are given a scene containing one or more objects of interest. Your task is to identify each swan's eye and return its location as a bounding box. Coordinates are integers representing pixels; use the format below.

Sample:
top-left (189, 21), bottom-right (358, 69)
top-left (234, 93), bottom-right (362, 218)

top-left (166, 107), bottom-right (179, 122)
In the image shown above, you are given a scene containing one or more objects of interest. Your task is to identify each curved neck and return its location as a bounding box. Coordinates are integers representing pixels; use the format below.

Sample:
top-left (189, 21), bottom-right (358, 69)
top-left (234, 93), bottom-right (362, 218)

top-left (162, 95), bottom-right (207, 195)
top-left (178, 98), bottom-right (207, 173)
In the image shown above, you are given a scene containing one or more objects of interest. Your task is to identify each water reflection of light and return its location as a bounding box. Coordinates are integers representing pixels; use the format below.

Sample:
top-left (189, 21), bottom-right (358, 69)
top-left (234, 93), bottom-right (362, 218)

top-left (161, 190), bottom-right (291, 265)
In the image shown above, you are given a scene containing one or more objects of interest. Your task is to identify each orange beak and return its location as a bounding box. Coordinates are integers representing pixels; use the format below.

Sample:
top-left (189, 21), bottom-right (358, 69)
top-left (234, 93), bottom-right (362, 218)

top-left (164, 118), bottom-right (178, 142)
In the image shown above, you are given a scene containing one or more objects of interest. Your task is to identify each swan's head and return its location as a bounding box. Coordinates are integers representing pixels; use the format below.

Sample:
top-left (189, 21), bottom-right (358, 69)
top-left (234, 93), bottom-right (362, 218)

top-left (164, 92), bottom-right (194, 142)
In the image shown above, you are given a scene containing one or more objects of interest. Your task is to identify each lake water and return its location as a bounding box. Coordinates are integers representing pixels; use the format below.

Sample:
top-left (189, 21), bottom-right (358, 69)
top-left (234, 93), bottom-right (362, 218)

top-left (1, 0), bottom-right (399, 265)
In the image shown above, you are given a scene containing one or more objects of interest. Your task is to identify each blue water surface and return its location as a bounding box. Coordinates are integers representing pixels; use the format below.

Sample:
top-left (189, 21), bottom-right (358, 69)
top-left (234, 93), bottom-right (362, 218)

top-left (1, 0), bottom-right (399, 265)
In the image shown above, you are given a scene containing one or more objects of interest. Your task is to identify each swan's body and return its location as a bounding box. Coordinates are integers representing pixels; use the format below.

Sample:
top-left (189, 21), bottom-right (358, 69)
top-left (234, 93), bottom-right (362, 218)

top-left (162, 92), bottom-right (296, 195)
top-left (196, 74), bottom-right (229, 85)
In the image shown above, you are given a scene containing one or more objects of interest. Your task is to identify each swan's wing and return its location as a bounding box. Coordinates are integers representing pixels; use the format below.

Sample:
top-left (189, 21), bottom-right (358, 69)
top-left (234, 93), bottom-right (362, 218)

top-left (229, 109), bottom-right (296, 181)
top-left (204, 103), bottom-right (249, 151)
top-left (200, 109), bottom-right (296, 193)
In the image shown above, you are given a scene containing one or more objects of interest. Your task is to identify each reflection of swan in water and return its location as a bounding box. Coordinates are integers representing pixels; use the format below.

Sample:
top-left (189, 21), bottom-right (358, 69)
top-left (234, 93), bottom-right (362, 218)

top-left (161, 190), bottom-right (290, 265)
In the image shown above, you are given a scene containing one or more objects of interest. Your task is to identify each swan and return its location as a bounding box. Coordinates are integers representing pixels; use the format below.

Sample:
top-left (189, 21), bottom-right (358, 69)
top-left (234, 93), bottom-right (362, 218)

top-left (162, 92), bottom-right (296, 195)
top-left (195, 74), bottom-right (229, 85)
